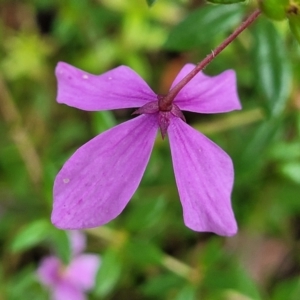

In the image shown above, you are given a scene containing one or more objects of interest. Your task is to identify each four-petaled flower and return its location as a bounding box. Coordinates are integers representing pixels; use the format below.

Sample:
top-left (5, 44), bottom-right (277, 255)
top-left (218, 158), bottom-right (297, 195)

top-left (37, 230), bottom-right (100, 300)
top-left (51, 62), bottom-right (241, 236)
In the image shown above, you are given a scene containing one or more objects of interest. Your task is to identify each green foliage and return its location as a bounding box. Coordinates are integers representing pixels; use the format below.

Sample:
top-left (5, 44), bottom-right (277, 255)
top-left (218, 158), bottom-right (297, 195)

top-left (288, 13), bottom-right (300, 43)
top-left (94, 249), bottom-right (123, 297)
top-left (146, 0), bottom-right (157, 7)
top-left (207, 0), bottom-right (246, 4)
top-left (259, 0), bottom-right (289, 21)
top-left (164, 4), bottom-right (244, 51)
top-left (252, 18), bottom-right (292, 116)
top-left (10, 220), bottom-right (52, 253)
top-left (0, 1), bottom-right (300, 299)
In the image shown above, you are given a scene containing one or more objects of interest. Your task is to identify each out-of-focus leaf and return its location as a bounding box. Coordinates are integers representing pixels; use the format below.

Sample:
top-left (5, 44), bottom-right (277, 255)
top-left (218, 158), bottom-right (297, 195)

top-left (164, 4), bottom-right (244, 51)
top-left (235, 118), bottom-right (283, 183)
top-left (272, 277), bottom-right (300, 300)
top-left (126, 239), bottom-right (163, 266)
top-left (204, 263), bottom-right (262, 300)
top-left (252, 19), bottom-right (292, 116)
top-left (288, 13), bottom-right (300, 43)
top-left (175, 285), bottom-right (197, 300)
top-left (10, 220), bottom-right (51, 253)
top-left (146, 0), bottom-right (157, 7)
top-left (141, 273), bottom-right (183, 297)
top-left (6, 266), bottom-right (47, 300)
top-left (259, 0), bottom-right (288, 21)
top-left (207, 0), bottom-right (246, 4)
top-left (280, 162), bottom-right (300, 183)
top-left (94, 249), bottom-right (122, 297)
top-left (269, 141), bottom-right (300, 161)
top-left (92, 111), bottom-right (116, 135)
top-left (124, 196), bottom-right (167, 232)
top-left (49, 229), bottom-right (71, 264)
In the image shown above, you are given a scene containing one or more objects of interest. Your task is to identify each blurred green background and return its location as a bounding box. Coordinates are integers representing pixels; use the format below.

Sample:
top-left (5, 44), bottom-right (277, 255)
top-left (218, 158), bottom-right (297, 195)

top-left (0, 0), bottom-right (300, 299)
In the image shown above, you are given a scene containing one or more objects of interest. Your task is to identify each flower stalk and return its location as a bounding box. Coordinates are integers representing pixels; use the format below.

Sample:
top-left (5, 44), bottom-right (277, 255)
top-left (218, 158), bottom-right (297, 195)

top-left (159, 9), bottom-right (261, 111)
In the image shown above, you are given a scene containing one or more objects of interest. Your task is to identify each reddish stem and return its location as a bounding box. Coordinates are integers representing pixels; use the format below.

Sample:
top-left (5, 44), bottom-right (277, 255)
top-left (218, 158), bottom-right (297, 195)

top-left (159, 8), bottom-right (261, 111)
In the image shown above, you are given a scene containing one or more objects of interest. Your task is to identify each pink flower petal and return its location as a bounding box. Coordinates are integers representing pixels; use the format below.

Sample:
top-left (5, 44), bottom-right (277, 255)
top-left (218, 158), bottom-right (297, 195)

top-left (52, 114), bottom-right (158, 229)
top-left (68, 230), bottom-right (86, 256)
top-left (171, 64), bottom-right (241, 113)
top-left (53, 282), bottom-right (86, 300)
top-left (37, 256), bottom-right (61, 287)
top-left (65, 254), bottom-right (100, 291)
top-left (56, 62), bottom-right (156, 111)
top-left (168, 117), bottom-right (237, 236)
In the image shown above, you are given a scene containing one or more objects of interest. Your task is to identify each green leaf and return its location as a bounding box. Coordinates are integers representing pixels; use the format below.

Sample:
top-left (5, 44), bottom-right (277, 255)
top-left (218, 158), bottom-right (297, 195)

top-left (141, 273), bottom-right (183, 297)
top-left (49, 229), bottom-right (71, 264)
top-left (94, 249), bottom-right (122, 297)
top-left (146, 0), bottom-right (157, 7)
top-left (175, 285), bottom-right (197, 300)
top-left (252, 19), bottom-right (292, 117)
top-left (164, 4), bottom-right (244, 51)
top-left (126, 240), bottom-right (163, 266)
top-left (92, 111), bottom-right (116, 135)
top-left (10, 219), bottom-right (51, 253)
top-left (280, 162), bottom-right (300, 184)
top-left (288, 13), bottom-right (300, 43)
top-left (207, 0), bottom-right (246, 4)
top-left (238, 117), bottom-right (283, 180)
top-left (259, 0), bottom-right (288, 21)
top-left (204, 263), bottom-right (262, 300)
top-left (272, 277), bottom-right (300, 300)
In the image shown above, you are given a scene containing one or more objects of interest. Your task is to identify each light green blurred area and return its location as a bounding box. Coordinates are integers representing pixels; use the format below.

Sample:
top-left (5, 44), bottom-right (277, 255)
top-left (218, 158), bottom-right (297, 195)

top-left (0, 0), bottom-right (300, 299)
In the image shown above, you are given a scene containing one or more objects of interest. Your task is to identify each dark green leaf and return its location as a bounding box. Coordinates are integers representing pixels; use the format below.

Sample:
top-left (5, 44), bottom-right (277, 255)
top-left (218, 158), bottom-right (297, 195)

top-left (126, 240), bottom-right (163, 266)
top-left (288, 13), bottom-right (300, 43)
top-left (164, 4), bottom-right (244, 51)
top-left (207, 0), bottom-right (246, 4)
top-left (141, 274), bottom-right (183, 297)
top-left (252, 19), bottom-right (292, 116)
top-left (146, 0), bottom-right (157, 7)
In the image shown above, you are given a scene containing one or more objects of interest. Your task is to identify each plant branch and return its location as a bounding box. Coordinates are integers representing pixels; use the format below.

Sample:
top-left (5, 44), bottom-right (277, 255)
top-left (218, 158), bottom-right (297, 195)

top-left (160, 9), bottom-right (261, 109)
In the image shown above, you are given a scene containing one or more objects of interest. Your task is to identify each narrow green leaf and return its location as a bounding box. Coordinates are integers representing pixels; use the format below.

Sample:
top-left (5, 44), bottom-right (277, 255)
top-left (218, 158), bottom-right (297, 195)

top-left (94, 249), bottom-right (122, 297)
top-left (146, 0), bottom-right (157, 7)
top-left (207, 0), bottom-right (246, 4)
top-left (164, 4), bottom-right (244, 51)
top-left (49, 229), bottom-right (71, 264)
top-left (252, 19), bottom-right (292, 116)
top-left (10, 220), bottom-right (51, 253)
top-left (288, 13), bottom-right (300, 43)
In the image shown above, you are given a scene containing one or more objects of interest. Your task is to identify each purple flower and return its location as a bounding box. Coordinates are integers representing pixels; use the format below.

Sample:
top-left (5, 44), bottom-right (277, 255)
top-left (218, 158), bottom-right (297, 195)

top-left (37, 231), bottom-right (100, 300)
top-left (51, 62), bottom-right (241, 236)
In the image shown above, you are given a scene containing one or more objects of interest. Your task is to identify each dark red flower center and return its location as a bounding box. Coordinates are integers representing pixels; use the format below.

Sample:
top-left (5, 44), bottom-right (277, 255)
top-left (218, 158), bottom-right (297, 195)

top-left (133, 95), bottom-right (186, 139)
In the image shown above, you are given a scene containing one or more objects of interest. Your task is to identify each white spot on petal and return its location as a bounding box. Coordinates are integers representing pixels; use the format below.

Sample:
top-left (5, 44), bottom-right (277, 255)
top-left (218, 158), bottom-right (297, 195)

top-left (108, 77), bottom-right (112, 80)
top-left (63, 178), bottom-right (70, 184)
top-left (82, 74), bottom-right (89, 79)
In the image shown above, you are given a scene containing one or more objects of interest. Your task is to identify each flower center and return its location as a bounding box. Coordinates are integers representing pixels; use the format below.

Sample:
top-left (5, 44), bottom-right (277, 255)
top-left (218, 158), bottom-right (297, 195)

top-left (133, 95), bottom-right (186, 139)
